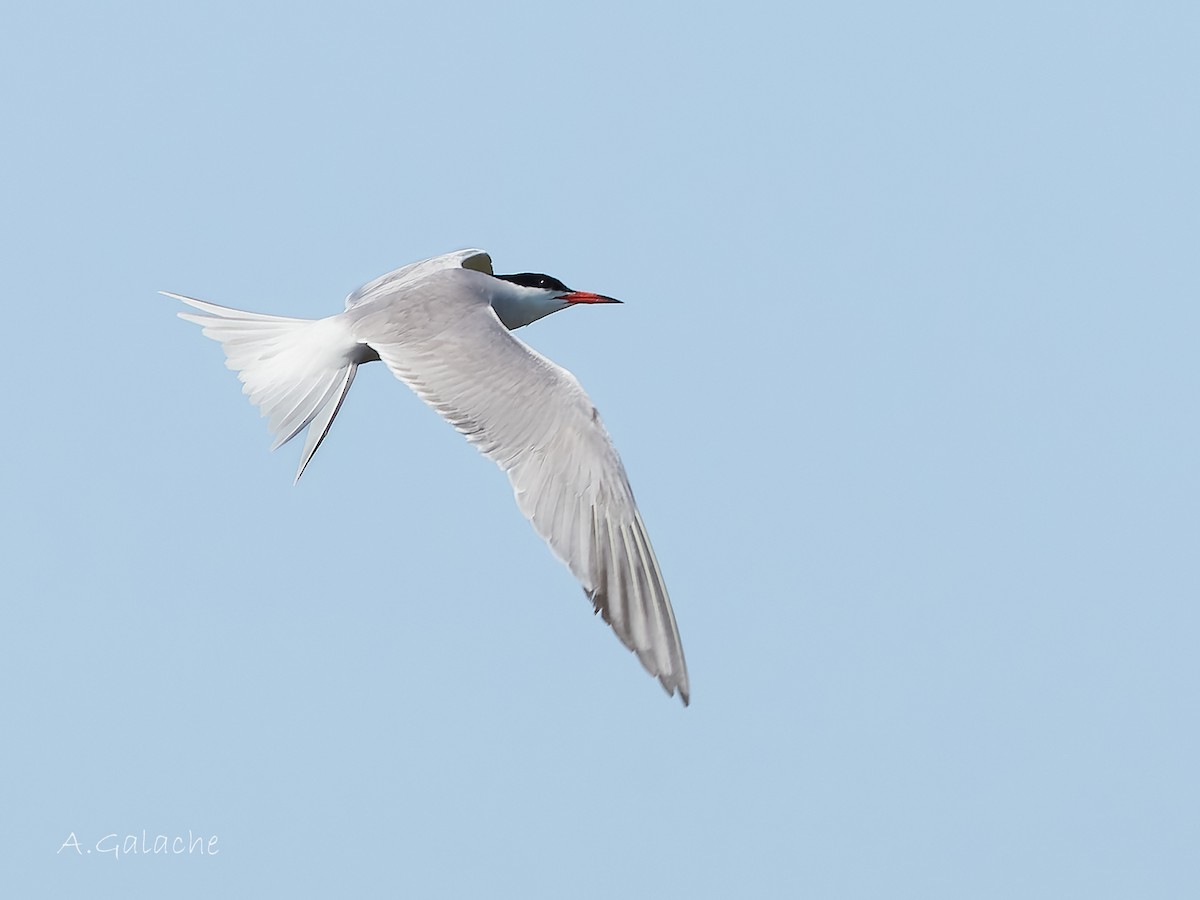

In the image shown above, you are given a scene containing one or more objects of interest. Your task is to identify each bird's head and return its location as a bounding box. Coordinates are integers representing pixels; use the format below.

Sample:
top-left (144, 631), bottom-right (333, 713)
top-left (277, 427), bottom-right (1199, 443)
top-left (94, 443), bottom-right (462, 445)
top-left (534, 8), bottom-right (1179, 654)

top-left (490, 271), bottom-right (621, 330)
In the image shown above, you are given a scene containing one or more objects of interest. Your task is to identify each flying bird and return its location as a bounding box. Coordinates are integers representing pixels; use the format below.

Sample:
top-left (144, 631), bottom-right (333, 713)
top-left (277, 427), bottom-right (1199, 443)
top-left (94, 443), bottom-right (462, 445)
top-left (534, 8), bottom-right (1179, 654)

top-left (166, 249), bottom-right (689, 704)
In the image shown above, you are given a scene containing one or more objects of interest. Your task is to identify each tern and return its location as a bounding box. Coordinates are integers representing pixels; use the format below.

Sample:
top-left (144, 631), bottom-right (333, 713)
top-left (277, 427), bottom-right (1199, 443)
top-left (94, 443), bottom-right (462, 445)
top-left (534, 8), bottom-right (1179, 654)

top-left (166, 249), bottom-right (689, 704)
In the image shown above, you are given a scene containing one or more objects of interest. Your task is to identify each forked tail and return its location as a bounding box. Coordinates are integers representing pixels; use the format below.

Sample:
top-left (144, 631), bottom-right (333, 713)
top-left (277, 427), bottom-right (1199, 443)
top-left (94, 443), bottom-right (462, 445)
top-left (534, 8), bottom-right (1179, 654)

top-left (165, 292), bottom-right (361, 481)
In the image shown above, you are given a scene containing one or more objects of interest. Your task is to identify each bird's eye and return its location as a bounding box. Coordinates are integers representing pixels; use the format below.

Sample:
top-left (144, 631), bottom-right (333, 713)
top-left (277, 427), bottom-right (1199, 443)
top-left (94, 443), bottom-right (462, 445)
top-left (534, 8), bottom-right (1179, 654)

top-left (495, 272), bottom-right (571, 292)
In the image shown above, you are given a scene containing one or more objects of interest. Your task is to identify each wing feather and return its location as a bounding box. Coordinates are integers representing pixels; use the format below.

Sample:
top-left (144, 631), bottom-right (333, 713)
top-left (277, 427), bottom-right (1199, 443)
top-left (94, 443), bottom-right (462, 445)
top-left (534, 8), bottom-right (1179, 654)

top-left (357, 296), bottom-right (689, 704)
top-left (344, 249), bottom-right (493, 309)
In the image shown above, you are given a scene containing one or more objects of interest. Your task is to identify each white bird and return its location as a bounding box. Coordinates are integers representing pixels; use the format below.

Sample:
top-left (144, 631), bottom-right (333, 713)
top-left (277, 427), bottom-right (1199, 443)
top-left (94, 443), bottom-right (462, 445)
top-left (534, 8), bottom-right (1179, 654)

top-left (166, 249), bottom-right (689, 704)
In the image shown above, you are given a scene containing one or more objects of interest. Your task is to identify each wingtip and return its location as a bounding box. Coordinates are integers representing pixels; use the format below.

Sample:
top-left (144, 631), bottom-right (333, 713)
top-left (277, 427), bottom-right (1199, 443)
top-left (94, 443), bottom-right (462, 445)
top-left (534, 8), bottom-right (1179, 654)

top-left (665, 677), bottom-right (691, 707)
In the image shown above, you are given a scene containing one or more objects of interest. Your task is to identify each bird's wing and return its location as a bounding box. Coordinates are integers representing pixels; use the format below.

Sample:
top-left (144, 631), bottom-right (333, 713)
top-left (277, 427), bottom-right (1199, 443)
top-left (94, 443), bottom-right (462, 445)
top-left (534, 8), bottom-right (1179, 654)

top-left (359, 298), bottom-right (689, 704)
top-left (345, 249), bottom-right (493, 309)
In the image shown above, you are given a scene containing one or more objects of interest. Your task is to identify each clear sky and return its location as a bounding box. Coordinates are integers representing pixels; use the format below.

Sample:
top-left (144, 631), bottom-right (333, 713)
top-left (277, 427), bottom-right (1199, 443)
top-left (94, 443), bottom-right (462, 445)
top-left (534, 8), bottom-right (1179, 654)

top-left (3, 1), bottom-right (1197, 897)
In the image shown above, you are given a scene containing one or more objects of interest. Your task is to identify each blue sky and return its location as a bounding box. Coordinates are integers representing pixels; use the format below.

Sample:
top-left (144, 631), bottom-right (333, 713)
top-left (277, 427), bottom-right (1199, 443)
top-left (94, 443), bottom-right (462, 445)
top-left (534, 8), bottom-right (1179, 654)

top-left (3, 2), bottom-right (1197, 896)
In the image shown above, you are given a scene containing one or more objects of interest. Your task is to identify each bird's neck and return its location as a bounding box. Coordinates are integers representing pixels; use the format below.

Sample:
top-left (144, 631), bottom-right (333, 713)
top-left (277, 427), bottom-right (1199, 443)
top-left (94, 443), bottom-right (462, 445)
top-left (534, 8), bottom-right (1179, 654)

top-left (489, 283), bottom-right (567, 330)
